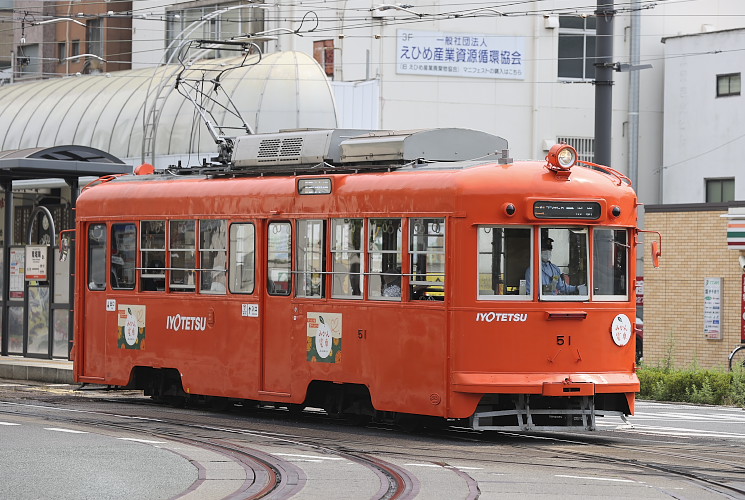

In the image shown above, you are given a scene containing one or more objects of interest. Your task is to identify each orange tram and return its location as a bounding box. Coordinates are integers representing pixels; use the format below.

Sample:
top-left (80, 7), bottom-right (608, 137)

top-left (73, 128), bottom-right (641, 431)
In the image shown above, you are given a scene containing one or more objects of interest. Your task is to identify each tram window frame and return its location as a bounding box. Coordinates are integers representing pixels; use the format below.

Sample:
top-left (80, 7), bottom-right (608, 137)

top-left (331, 218), bottom-right (364, 300)
top-left (409, 218), bottom-right (446, 301)
top-left (199, 219), bottom-right (228, 295)
top-left (297, 219), bottom-right (326, 298)
top-left (592, 228), bottom-right (629, 301)
top-left (369, 218), bottom-right (403, 301)
top-left (169, 220), bottom-right (197, 292)
top-left (477, 226), bottom-right (532, 300)
top-left (229, 223), bottom-right (256, 294)
top-left (140, 220), bottom-right (166, 292)
top-left (87, 223), bottom-right (107, 291)
top-left (535, 227), bottom-right (589, 302)
top-left (267, 221), bottom-right (292, 296)
top-left (110, 223), bottom-right (137, 290)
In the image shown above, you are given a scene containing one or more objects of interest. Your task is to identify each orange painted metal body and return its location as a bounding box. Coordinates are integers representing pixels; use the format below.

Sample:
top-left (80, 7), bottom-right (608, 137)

top-left (73, 159), bottom-right (639, 423)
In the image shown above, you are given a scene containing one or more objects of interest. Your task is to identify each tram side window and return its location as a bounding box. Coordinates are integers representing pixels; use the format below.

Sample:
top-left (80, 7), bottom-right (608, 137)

top-left (200, 219), bottom-right (227, 295)
top-left (268, 222), bottom-right (292, 295)
top-left (229, 223), bottom-right (255, 294)
top-left (331, 218), bottom-right (363, 299)
top-left (478, 227), bottom-right (531, 298)
top-left (410, 218), bottom-right (445, 301)
top-left (297, 220), bottom-right (326, 298)
top-left (111, 223), bottom-right (136, 290)
top-left (170, 220), bottom-right (196, 292)
top-left (88, 223), bottom-right (107, 291)
top-left (593, 228), bottom-right (628, 298)
top-left (535, 227), bottom-right (589, 300)
top-left (140, 220), bottom-right (165, 291)
top-left (369, 218), bottom-right (402, 300)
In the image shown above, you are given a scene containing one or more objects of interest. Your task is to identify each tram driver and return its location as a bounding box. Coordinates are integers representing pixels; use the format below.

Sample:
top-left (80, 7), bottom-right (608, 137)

top-left (525, 233), bottom-right (587, 295)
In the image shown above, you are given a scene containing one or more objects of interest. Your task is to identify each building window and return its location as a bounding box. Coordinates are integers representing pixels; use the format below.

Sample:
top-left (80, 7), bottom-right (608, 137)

top-left (717, 73), bottom-right (741, 97)
top-left (558, 16), bottom-right (596, 80)
top-left (313, 40), bottom-right (334, 78)
top-left (166, 2), bottom-right (266, 60)
top-left (87, 18), bottom-right (104, 57)
top-left (557, 136), bottom-right (594, 163)
top-left (58, 42), bottom-right (66, 62)
top-left (71, 40), bottom-right (80, 58)
top-left (706, 178), bottom-right (735, 203)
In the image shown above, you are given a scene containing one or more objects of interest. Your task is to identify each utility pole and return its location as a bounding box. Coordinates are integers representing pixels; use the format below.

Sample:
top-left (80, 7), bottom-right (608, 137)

top-left (594, 0), bottom-right (615, 167)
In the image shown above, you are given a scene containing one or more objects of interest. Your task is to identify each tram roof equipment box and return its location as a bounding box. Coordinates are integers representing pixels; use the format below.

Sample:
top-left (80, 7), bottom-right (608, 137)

top-left (231, 128), bottom-right (507, 169)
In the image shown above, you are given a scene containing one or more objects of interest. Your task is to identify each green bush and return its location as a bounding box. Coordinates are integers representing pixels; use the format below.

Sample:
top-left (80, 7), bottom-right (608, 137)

top-left (637, 366), bottom-right (745, 407)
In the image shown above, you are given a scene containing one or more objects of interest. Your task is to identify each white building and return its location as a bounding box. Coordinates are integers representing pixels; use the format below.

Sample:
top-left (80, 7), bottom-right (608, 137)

top-left (661, 28), bottom-right (744, 204)
top-left (128, 0), bottom-right (745, 208)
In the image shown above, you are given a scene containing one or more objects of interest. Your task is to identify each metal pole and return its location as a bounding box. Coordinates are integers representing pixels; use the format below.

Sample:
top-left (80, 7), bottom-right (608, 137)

top-left (628, 0), bottom-right (641, 188)
top-left (594, 0), bottom-right (615, 167)
top-left (1, 181), bottom-right (12, 356)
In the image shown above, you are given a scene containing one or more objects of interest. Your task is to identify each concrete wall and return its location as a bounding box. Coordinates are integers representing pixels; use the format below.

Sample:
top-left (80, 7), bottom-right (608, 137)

top-left (643, 206), bottom-right (745, 370)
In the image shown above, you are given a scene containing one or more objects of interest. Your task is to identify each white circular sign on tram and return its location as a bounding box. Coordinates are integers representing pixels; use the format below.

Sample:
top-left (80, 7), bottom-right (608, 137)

top-left (611, 314), bottom-right (632, 347)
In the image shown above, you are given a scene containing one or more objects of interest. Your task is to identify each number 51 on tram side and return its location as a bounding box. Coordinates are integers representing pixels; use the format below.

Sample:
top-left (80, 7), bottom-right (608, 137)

top-left (73, 128), bottom-right (646, 431)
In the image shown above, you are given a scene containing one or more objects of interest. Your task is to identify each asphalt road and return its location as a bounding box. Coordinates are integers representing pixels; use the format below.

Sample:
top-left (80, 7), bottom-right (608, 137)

top-left (1, 382), bottom-right (744, 499)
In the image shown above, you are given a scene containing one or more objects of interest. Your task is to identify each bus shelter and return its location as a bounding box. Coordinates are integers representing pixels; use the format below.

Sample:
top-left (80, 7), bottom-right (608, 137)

top-left (0, 146), bottom-right (130, 359)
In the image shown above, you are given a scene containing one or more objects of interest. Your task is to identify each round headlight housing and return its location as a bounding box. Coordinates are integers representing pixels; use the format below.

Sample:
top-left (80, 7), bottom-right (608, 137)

top-left (546, 144), bottom-right (578, 171)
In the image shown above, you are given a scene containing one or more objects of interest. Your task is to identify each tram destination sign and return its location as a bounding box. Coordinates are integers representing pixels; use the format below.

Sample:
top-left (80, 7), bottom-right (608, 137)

top-left (533, 201), bottom-right (601, 220)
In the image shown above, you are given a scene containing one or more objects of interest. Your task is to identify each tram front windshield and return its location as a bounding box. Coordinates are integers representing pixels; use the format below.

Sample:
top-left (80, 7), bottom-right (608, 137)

top-left (477, 226), bottom-right (628, 301)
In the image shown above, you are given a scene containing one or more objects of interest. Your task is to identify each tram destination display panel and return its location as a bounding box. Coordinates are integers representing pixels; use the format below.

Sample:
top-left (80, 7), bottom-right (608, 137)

top-left (533, 201), bottom-right (601, 220)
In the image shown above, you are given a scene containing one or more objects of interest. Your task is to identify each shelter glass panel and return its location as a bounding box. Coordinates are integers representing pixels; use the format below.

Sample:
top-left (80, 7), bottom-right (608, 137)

top-left (535, 227), bottom-right (589, 301)
top-left (53, 248), bottom-right (69, 303)
top-left (111, 223), bottom-right (136, 290)
top-left (331, 219), bottom-right (363, 299)
top-left (478, 227), bottom-right (531, 299)
top-left (297, 220), bottom-right (326, 298)
top-left (368, 218), bottom-right (402, 300)
top-left (26, 286), bottom-right (49, 355)
top-left (592, 228), bottom-right (628, 300)
top-left (200, 219), bottom-right (227, 294)
top-left (170, 220), bottom-right (196, 291)
top-left (7, 306), bottom-right (24, 354)
top-left (229, 223), bottom-right (255, 294)
top-left (268, 222), bottom-right (291, 296)
top-left (52, 309), bottom-right (69, 358)
top-left (141, 220), bottom-right (166, 291)
top-left (88, 223), bottom-right (107, 291)
top-left (409, 218), bottom-right (445, 301)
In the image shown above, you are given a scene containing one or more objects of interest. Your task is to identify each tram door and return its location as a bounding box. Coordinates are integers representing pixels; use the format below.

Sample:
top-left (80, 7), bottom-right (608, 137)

top-left (261, 221), bottom-right (294, 394)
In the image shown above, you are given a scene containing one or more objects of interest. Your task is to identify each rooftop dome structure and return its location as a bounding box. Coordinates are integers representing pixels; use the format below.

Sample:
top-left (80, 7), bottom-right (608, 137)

top-left (0, 51), bottom-right (338, 167)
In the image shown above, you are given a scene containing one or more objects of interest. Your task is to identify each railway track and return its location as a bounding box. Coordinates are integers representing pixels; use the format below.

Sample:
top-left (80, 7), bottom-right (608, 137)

top-left (1, 383), bottom-right (743, 499)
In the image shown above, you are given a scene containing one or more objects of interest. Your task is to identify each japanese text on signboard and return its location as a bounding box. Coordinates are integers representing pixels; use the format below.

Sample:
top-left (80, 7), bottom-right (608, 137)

top-left (397, 30), bottom-right (525, 80)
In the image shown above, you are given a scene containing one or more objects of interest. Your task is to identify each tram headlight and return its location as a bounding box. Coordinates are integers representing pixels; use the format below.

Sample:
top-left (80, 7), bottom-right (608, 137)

top-left (546, 144), bottom-right (578, 170)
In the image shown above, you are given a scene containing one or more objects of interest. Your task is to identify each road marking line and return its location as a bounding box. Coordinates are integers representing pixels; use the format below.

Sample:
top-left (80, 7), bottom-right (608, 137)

top-left (556, 474), bottom-right (635, 483)
top-left (45, 427), bottom-right (88, 434)
top-left (118, 438), bottom-right (168, 444)
top-left (273, 453), bottom-right (345, 461)
top-left (404, 463), bottom-right (484, 470)
top-left (0, 422), bottom-right (21, 426)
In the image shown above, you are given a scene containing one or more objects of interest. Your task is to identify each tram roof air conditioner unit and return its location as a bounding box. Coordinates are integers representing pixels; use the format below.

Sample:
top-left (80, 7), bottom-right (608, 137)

top-left (232, 129), bottom-right (371, 168)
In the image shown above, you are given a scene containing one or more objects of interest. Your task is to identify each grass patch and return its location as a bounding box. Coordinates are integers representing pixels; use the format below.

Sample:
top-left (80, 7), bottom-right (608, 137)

top-left (638, 366), bottom-right (745, 407)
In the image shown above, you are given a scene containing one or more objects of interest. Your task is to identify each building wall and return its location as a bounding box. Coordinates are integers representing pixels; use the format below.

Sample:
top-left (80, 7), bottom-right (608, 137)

top-left (643, 206), bottom-right (745, 370)
top-left (662, 28), bottom-right (745, 204)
